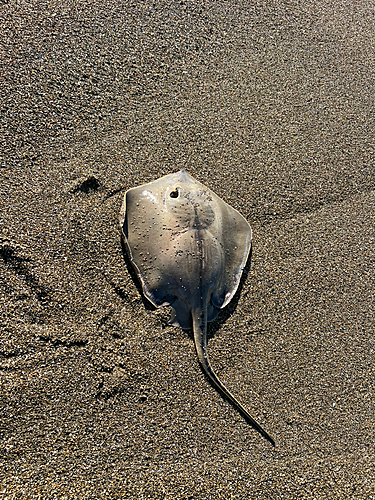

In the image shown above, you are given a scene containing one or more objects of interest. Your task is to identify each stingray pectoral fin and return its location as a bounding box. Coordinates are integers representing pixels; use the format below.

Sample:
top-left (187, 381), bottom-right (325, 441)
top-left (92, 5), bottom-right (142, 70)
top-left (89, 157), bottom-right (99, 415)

top-left (192, 308), bottom-right (275, 447)
top-left (143, 285), bottom-right (174, 308)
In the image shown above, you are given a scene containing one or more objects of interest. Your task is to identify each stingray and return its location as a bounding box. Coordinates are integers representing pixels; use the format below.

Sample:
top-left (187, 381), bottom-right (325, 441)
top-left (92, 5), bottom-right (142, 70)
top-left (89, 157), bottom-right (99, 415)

top-left (119, 170), bottom-right (274, 445)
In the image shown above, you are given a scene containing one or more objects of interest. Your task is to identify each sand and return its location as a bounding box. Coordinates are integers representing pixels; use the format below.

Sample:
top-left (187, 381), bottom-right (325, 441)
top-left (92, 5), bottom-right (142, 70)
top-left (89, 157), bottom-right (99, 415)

top-left (1, 0), bottom-right (375, 498)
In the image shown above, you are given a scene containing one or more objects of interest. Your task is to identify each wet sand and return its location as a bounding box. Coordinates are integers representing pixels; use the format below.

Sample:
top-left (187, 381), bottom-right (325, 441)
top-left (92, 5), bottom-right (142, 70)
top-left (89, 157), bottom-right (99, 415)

top-left (1, 0), bottom-right (375, 498)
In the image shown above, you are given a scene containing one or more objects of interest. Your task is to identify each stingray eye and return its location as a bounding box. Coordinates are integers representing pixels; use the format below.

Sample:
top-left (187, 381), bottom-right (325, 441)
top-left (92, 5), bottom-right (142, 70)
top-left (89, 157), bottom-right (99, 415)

top-left (170, 187), bottom-right (179, 198)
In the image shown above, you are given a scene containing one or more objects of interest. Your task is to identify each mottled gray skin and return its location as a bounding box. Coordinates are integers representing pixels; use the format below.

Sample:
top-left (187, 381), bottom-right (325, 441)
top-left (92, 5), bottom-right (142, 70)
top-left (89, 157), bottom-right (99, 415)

top-left (120, 170), bottom-right (274, 445)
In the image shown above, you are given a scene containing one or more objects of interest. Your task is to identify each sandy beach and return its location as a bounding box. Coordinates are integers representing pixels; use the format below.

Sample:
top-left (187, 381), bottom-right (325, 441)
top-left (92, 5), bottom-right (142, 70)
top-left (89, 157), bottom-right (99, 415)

top-left (1, 0), bottom-right (375, 498)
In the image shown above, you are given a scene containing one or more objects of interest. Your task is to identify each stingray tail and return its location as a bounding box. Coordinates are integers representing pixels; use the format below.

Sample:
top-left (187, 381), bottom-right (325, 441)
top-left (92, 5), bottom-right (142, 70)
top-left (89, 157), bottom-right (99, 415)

top-left (192, 308), bottom-right (275, 447)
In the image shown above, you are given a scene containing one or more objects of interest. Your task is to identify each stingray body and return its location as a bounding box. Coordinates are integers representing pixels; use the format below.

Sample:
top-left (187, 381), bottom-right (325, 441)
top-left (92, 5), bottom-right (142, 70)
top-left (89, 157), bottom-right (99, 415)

top-left (120, 170), bottom-right (274, 445)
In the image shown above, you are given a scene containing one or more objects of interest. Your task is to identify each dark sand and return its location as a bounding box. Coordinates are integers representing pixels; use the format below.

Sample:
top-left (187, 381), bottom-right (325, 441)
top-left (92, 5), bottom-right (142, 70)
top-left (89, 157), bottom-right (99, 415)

top-left (1, 0), bottom-right (375, 498)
